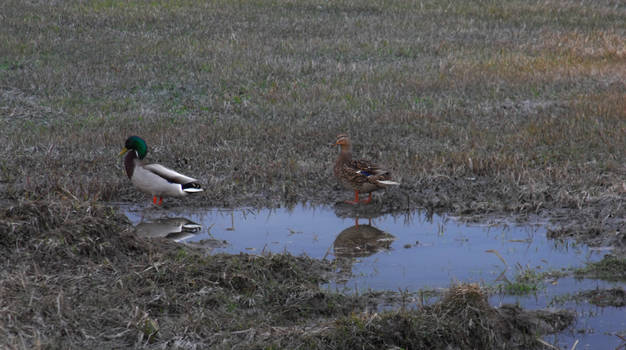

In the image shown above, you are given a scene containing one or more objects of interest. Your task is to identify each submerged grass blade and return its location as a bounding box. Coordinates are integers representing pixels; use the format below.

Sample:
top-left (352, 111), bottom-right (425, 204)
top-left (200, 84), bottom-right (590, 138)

top-left (485, 249), bottom-right (508, 266)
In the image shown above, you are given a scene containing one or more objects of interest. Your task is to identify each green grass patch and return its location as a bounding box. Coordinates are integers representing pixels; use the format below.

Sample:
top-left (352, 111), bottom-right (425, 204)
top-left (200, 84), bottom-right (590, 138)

top-left (575, 255), bottom-right (626, 282)
top-left (501, 266), bottom-right (544, 295)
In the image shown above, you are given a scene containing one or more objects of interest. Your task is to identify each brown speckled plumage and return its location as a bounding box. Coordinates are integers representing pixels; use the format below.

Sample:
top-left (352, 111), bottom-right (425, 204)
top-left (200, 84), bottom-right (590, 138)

top-left (333, 134), bottom-right (399, 204)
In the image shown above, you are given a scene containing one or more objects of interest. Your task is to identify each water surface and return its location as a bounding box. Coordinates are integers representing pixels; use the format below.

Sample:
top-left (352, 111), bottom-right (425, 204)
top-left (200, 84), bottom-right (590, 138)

top-left (121, 204), bottom-right (625, 349)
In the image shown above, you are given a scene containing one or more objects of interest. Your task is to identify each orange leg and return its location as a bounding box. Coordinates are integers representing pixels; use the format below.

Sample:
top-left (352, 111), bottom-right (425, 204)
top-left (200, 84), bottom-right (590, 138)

top-left (362, 193), bottom-right (373, 204)
top-left (152, 196), bottom-right (163, 205)
top-left (345, 191), bottom-right (373, 205)
top-left (157, 197), bottom-right (163, 205)
top-left (152, 196), bottom-right (158, 204)
top-left (344, 191), bottom-right (360, 205)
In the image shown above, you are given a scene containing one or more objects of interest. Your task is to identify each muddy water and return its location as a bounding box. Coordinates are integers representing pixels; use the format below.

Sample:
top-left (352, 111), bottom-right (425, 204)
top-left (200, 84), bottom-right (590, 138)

top-left (121, 204), bottom-right (625, 349)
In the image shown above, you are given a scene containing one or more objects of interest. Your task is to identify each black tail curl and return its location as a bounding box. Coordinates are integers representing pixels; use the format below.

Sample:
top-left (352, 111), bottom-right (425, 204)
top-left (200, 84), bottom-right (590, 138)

top-left (182, 182), bottom-right (202, 190)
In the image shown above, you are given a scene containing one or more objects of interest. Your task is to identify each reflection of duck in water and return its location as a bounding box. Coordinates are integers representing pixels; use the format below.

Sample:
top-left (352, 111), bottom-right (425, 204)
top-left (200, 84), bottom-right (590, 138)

top-left (333, 218), bottom-right (395, 258)
top-left (135, 217), bottom-right (202, 242)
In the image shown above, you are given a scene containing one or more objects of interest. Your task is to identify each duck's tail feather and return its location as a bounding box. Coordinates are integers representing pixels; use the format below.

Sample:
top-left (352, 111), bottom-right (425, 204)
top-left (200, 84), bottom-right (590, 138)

top-left (377, 180), bottom-right (400, 185)
top-left (182, 223), bottom-right (202, 231)
top-left (182, 182), bottom-right (204, 193)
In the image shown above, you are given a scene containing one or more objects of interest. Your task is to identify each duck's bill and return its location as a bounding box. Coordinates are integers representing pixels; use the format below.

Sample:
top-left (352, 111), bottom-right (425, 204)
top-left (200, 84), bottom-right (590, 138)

top-left (118, 147), bottom-right (128, 156)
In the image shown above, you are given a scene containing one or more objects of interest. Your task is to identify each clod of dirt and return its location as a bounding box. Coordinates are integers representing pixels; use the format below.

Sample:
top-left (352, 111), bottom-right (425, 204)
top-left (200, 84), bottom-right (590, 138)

top-left (574, 254), bottom-right (626, 281)
top-left (579, 288), bottom-right (626, 307)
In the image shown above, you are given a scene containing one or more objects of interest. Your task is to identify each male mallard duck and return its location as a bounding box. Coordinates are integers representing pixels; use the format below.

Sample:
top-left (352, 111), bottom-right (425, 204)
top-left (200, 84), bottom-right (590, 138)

top-left (119, 136), bottom-right (203, 205)
top-left (334, 133), bottom-right (400, 204)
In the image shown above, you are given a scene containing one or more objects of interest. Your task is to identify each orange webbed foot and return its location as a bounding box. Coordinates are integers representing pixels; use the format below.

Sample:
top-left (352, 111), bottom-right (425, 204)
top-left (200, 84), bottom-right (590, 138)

top-left (344, 191), bottom-right (361, 205)
top-left (360, 193), bottom-right (373, 204)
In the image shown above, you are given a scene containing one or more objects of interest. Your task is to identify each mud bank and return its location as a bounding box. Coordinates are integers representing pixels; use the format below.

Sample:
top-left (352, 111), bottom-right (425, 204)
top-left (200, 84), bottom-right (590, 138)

top-left (1, 200), bottom-right (574, 349)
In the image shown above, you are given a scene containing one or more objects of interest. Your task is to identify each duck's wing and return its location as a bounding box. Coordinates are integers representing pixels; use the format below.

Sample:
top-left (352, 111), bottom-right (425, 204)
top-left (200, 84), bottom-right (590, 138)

top-left (343, 159), bottom-right (399, 186)
top-left (338, 159), bottom-right (379, 186)
top-left (350, 159), bottom-right (389, 177)
top-left (142, 163), bottom-right (198, 184)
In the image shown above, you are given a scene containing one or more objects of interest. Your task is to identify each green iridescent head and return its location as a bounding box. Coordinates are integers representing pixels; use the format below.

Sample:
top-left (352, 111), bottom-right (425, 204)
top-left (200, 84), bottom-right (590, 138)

top-left (119, 135), bottom-right (148, 159)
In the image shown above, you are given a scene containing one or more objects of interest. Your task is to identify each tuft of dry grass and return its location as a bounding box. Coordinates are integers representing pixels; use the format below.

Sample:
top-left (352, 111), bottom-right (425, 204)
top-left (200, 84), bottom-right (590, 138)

top-left (295, 283), bottom-right (573, 349)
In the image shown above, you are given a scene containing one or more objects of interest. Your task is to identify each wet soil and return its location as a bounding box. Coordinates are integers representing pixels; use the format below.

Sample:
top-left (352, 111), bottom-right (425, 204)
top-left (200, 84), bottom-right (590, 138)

top-left (578, 288), bottom-right (626, 307)
top-left (1, 199), bottom-right (580, 349)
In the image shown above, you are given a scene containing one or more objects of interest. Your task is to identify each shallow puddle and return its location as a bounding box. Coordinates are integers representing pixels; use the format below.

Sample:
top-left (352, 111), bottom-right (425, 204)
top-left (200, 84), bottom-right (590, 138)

top-left (121, 204), bottom-right (625, 349)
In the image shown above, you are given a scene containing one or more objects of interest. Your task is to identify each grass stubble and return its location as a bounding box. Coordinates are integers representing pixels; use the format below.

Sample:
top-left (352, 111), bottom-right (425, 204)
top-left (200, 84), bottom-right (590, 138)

top-left (1, 0), bottom-right (624, 348)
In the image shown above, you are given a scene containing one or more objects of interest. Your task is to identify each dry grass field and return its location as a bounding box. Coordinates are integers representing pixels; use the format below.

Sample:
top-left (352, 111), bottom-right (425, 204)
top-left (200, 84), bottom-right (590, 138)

top-left (1, 0), bottom-right (624, 348)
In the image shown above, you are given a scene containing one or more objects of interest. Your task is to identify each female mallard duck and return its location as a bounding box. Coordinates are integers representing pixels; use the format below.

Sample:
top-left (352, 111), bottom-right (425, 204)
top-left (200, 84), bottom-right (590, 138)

top-left (334, 133), bottom-right (400, 204)
top-left (119, 136), bottom-right (203, 205)
top-left (334, 218), bottom-right (395, 258)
